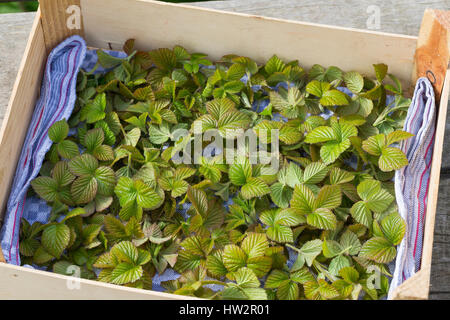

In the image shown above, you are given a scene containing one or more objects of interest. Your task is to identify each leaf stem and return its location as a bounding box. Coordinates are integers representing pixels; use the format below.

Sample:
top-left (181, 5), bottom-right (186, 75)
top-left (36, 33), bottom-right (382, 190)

top-left (310, 145), bottom-right (320, 162)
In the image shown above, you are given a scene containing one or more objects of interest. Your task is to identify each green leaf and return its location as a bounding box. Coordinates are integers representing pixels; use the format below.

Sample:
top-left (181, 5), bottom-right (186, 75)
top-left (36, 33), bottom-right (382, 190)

top-left (295, 239), bottom-right (323, 268)
top-left (307, 208), bottom-right (336, 230)
top-left (61, 207), bottom-right (85, 223)
top-left (71, 175), bottom-right (97, 204)
top-left (329, 255), bottom-right (351, 275)
top-left (93, 145), bottom-right (115, 161)
top-left (97, 50), bottom-right (126, 68)
top-left (41, 224), bottom-right (70, 258)
top-left (277, 208), bottom-right (306, 226)
top-left (339, 266), bottom-right (360, 283)
top-left (110, 262), bottom-right (143, 285)
top-left (94, 166), bottom-right (116, 196)
top-left (322, 239), bottom-right (343, 258)
top-left (223, 245), bottom-right (247, 272)
top-left (115, 177), bottom-right (161, 209)
top-left (362, 134), bottom-right (385, 156)
top-left (329, 167), bottom-right (354, 185)
top-left (304, 126), bottom-right (335, 144)
top-left (265, 270), bottom-right (289, 288)
top-left (206, 251), bottom-right (228, 278)
top-left (379, 147), bottom-right (409, 172)
top-left (340, 230), bottom-right (361, 255)
top-left (343, 71), bottom-right (364, 93)
top-left (241, 233), bottom-right (269, 259)
top-left (373, 63), bottom-right (388, 82)
top-left (320, 90), bottom-right (349, 106)
top-left (57, 140), bottom-right (80, 159)
top-left (315, 185), bottom-right (341, 209)
top-left (285, 162), bottom-right (304, 188)
top-left (306, 80), bottom-right (331, 98)
top-left (134, 180), bottom-right (162, 209)
top-left (84, 128), bottom-right (104, 151)
top-left (241, 177), bottom-right (270, 199)
top-left (357, 179), bottom-right (394, 213)
top-left (270, 182), bottom-right (293, 208)
top-left (31, 177), bottom-right (58, 202)
top-left (350, 201), bottom-right (372, 227)
top-left (19, 238), bottom-right (40, 257)
top-left (290, 184), bottom-right (315, 214)
top-left (265, 55), bottom-right (285, 75)
top-left (260, 209), bottom-right (294, 243)
top-left (124, 128), bottom-right (141, 147)
top-left (359, 237), bottom-right (397, 263)
top-left (187, 186), bottom-right (208, 217)
top-left (48, 120), bottom-right (69, 143)
top-left (111, 241), bottom-right (138, 264)
top-left (82, 224), bottom-right (101, 245)
top-left (52, 161), bottom-right (75, 187)
top-left (302, 162), bottom-right (328, 185)
top-left (229, 157), bottom-right (252, 186)
top-left (81, 93), bottom-right (106, 124)
top-left (386, 130), bottom-right (414, 146)
top-left (68, 154), bottom-right (98, 176)
top-left (277, 280), bottom-right (299, 300)
top-left (381, 212), bottom-right (406, 245)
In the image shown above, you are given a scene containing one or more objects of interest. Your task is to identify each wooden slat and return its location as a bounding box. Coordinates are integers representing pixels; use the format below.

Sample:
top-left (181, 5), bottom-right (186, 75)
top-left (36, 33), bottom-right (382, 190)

top-left (39, 0), bottom-right (84, 53)
top-left (80, 0), bottom-right (417, 90)
top-left (0, 263), bottom-right (197, 300)
top-left (0, 11), bottom-right (47, 222)
top-left (413, 9), bottom-right (450, 102)
top-left (0, 247), bottom-right (5, 263)
top-left (392, 69), bottom-right (450, 300)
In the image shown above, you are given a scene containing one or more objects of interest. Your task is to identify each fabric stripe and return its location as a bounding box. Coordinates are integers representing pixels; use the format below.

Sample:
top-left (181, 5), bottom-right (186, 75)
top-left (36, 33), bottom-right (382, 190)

top-left (388, 77), bottom-right (436, 298)
top-left (0, 36), bottom-right (86, 265)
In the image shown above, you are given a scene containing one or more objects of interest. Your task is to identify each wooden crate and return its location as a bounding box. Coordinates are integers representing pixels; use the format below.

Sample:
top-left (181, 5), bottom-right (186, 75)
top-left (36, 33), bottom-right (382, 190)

top-left (0, 0), bottom-right (448, 300)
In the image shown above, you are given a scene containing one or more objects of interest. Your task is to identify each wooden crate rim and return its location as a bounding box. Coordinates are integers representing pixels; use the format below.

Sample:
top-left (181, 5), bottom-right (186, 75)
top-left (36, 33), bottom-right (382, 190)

top-left (0, 0), bottom-right (448, 300)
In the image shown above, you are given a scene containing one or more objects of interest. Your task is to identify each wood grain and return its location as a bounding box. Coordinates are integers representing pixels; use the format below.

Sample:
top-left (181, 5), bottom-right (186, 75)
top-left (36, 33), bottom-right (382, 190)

top-left (0, 13), bottom-right (36, 125)
top-left (80, 0), bottom-right (417, 90)
top-left (413, 9), bottom-right (450, 102)
top-left (190, 0), bottom-right (450, 36)
top-left (39, 0), bottom-right (84, 53)
top-left (0, 263), bottom-right (197, 300)
top-left (0, 10), bottom-right (47, 219)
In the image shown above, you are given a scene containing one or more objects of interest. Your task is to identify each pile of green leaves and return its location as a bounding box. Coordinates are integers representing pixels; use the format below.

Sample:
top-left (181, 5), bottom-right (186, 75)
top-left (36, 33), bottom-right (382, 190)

top-left (20, 39), bottom-right (412, 300)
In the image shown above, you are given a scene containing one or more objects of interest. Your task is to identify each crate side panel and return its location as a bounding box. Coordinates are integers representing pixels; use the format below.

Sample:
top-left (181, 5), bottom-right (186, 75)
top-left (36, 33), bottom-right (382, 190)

top-left (421, 70), bottom-right (450, 271)
top-left (0, 13), bottom-right (47, 221)
top-left (0, 263), bottom-right (194, 300)
top-left (80, 0), bottom-right (417, 88)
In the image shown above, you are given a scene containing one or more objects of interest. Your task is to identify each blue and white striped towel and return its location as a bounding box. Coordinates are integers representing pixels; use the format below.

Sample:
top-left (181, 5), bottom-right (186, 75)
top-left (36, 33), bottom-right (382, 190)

top-left (0, 36), bottom-right (87, 266)
top-left (388, 77), bottom-right (436, 299)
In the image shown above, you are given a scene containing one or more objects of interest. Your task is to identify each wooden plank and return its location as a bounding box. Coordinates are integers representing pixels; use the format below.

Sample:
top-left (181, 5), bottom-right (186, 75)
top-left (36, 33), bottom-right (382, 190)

top-left (190, 0), bottom-right (449, 36)
top-left (38, 0), bottom-right (84, 53)
top-left (0, 263), bottom-right (197, 300)
top-left (0, 13), bottom-right (36, 125)
top-left (80, 0), bottom-right (417, 90)
top-left (392, 69), bottom-right (450, 300)
top-left (0, 247), bottom-right (5, 263)
top-left (0, 11), bottom-right (47, 222)
top-left (413, 9), bottom-right (450, 102)
top-left (421, 69), bottom-right (450, 275)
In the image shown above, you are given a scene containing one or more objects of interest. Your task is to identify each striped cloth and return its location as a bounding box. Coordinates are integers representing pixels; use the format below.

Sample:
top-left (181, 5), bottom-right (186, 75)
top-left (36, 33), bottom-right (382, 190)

top-left (388, 77), bottom-right (436, 299)
top-left (0, 36), bottom-right (87, 265)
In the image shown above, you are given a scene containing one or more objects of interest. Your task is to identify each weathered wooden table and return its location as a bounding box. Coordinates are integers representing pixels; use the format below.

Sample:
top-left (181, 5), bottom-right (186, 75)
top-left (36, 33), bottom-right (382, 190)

top-left (0, 0), bottom-right (449, 299)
